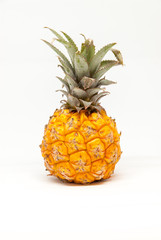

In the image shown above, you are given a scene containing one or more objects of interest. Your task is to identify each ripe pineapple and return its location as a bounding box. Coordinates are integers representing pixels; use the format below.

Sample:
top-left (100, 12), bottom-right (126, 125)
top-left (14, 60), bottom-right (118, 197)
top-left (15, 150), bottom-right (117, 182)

top-left (40, 28), bottom-right (123, 184)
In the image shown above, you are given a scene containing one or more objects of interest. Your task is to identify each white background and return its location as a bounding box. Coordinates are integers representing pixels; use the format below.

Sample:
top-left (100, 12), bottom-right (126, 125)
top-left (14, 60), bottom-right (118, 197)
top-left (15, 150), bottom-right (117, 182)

top-left (0, 0), bottom-right (161, 239)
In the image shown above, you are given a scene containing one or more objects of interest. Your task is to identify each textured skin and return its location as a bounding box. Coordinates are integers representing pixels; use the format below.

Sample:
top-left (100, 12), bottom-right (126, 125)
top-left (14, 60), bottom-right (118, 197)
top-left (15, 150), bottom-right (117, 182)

top-left (41, 109), bottom-right (121, 184)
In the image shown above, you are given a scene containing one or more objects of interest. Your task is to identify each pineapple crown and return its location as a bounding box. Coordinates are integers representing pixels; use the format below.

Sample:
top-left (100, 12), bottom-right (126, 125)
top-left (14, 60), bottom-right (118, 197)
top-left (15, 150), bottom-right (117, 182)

top-left (42, 27), bottom-right (123, 112)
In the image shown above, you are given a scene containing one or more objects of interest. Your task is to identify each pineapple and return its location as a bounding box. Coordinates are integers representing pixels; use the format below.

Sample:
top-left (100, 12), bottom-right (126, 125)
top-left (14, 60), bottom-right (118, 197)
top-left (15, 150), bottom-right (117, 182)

top-left (40, 28), bottom-right (123, 184)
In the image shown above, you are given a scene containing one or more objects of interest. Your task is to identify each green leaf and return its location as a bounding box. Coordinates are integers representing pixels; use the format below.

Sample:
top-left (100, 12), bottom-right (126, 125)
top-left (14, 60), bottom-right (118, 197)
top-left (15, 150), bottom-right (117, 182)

top-left (80, 76), bottom-right (96, 89)
top-left (58, 64), bottom-right (67, 75)
top-left (111, 49), bottom-right (123, 65)
top-left (56, 39), bottom-right (76, 65)
top-left (42, 40), bottom-right (72, 70)
top-left (65, 74), bottom-right (78, 90)
top-left (75, 106), bottom-right (83, 112)
top-left (89, 43), bottom-right (116, 74)
top-left (67, 94), bottom-right (80, 107)
top-left (56, 77), bottom-right (70, 92)
top-left (61, 31), bottom-right (78, 52)
top-left (60, 100), bottom-right (67, 104)
top-left (79, 99), bottom-right (93, 109)
top-left (60, 103), bottom-right (68, 109)
top-left (72, 87), bottom-right (87, 99)
top-left (44, 27), bottom-right (65, 41)
top-left (80, 33), bottom-right (87, 41)
top-left (95, 93), bottom-right (109, 103)
top-left (93, 60), bottom-right (118, 80)
top-left (91, 105), bottom-right (102, 112)
top-left (58, 57), bottom-right (75, 79)
top-left (44, 27), bottom-right (77, 65)
top-left (91, 91), bottom-right (109, 103)
top-left (56, 89), bottom-right (68, 97)
top-left (97, 78), bottom-right (116, 86)
top-left (99, 60), bottom-right (113, 68)
top-left (74, 52), bottom-right (90, 80)
top-left (86, 88), bottom-right (102, 98)
top-left (58, 65), bottom-right (66, 74)
top-left (81, 39), bottom-right (95, 63)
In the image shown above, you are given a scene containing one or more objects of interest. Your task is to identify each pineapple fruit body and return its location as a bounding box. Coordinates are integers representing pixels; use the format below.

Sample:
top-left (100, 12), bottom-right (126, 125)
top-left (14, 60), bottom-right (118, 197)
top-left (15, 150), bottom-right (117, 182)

top-left (41, 109), bottom-right (121, 184)
top-left (41, 28), bottom-right (123, 184)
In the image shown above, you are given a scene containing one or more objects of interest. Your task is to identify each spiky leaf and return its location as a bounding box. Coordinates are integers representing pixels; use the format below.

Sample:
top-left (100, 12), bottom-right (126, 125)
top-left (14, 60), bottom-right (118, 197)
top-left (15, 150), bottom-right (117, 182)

top-left (91, 105), bottom-right (102, 112)
top-left (95, 93), bottom-right (109, 103)
top-left (91, 91), bottom-right (109, 103)
top-left (79, 99), bottom-right (93, 109)
top-left (75, 106), bottom-right (83, 112)
top-left (74, 52), bottom-right (90, 80)
top-left (89, 43), bottom-right (116, 74)
top-left (60, 100), bottom-right (67, 104)
top-left (97, 78), bottom-right (116, 87)
top-left (65, 74), bottom-right (78, 90)
top-left (81, 39), bottom-right (95, 63)
top-left (99, 60), bottom-right (114, 68)
top-left (93, 60), bottom-right (118, 80)
top-left (61, 31), bottom-right (78, 52)
top-left (56, 76), bottom-right (70, 91)
top-left (60, 103), bottom-right (67, 108)
top-left (43, 29), bottom-right (123, 112)
top-left (111, 49), bottom-right (123, 65)
top-left (80, 76), bottom-right (95, 89)
top-left (58, 57), bottom-right (75, 78)
top-left (86, 88), bottom-right (102, 98)
top-left (72, 87), bottom-right (87, 99)
top-left (42, 40), bottom-right (72, 70)
top-left (67, 94), bottom-right (80, 107)
top-left (44, 27), bottom-right (65, 41)
top-left (45, 28), bottom-right (77, 64)
top-left (56, 89), bottom-right (68, 97)
top-left (58, 65), bottom-right (66, 74)
top-left (56, 39), bottom-right (76, 64)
